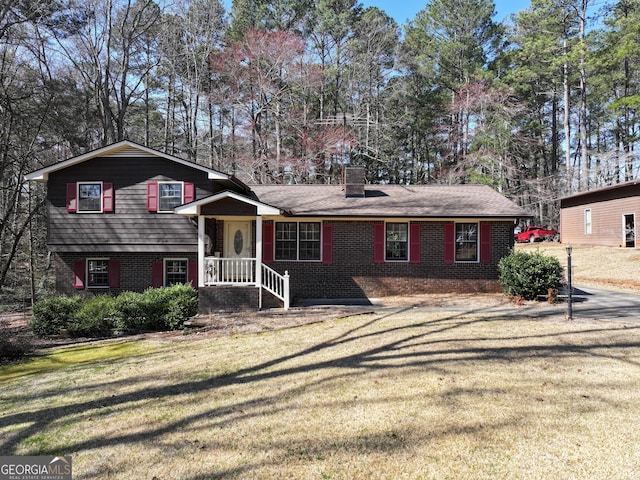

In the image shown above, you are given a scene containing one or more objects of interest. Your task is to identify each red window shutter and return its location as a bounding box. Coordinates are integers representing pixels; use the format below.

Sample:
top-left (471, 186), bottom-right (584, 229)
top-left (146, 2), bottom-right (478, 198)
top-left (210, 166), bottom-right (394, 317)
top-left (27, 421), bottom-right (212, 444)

top-left (262, 223), bottom-right (274, 264)
top-left (152, 261), bottom-right (163, 288)
top-left (109, 259), bottom-right (120, 288)
top-left (480, 223), bottom-right (492, 264)
top-left (374, 222), bottom-right (385, 263)
top-left (322, 223), bottom-right (333, 265)
top-left (103, 182), bottom-right (114, 212)
top-left (73, 260), bottom-right (85, 289)
top-left (444, 223), bottom-right (455, 264)
top-left (183, 182), bottom-right (195, 204)
top-left (188, 261), bottom-right (197, 286)
top-left (410, 223), bottom-right (421, 264)
top-left (147, 182), bottom-right (158, 212)
top-left (66, 183), bottom-right (77, 213)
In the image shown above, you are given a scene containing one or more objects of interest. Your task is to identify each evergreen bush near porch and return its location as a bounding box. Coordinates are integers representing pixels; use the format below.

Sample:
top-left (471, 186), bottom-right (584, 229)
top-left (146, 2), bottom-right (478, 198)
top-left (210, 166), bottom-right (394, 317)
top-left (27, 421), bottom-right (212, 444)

top-left (498, 249), bottom-right (564, 301)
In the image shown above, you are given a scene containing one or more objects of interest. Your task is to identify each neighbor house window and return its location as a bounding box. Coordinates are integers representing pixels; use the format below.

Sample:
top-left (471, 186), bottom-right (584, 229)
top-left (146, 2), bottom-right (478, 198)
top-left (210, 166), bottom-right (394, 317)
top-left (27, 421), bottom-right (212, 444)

top-left (275, 222), bottom-right (321, 261)
top-left (165, 259), bottom-right (188, 285)
top-left (455, 223), bottom-right (478, 262)
top-left (386, 223), bottom-right (408, 261)
top-left (87, 258), bottom-right (109, 287)
top-left (585, 208), bottom-right (592, 235)
top-left (158, 182), bottom-right (183, 212)
top-left (78, 182), bottom-right (102, 212)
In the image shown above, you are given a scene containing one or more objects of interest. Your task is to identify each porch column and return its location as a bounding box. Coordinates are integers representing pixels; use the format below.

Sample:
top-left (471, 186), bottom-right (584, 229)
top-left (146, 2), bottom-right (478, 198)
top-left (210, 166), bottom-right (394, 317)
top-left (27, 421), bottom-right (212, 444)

top-left (256, 215), bottom-right (263, 288)
top-left (197, 215), bottom-right (205, 287)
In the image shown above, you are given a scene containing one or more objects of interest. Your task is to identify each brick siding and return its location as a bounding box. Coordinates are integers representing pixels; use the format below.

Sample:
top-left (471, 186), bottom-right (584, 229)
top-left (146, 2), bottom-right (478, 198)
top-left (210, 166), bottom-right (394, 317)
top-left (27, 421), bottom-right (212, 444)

top-left (267, 220), bottom-right (513, 301)
top-left (54, 251), bottom-right (196, 297)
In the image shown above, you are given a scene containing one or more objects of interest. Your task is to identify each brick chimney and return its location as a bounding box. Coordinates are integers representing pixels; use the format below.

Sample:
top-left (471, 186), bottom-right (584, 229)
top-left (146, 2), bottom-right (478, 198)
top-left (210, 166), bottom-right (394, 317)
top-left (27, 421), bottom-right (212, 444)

top-left (344, 165), bottom-right (365, 198)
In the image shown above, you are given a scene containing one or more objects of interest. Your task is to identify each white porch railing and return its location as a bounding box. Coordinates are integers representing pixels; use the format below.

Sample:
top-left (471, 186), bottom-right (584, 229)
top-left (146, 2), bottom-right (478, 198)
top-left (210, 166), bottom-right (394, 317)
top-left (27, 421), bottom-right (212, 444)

top-left (262, 263), bottom-right (290, 310)
top-left (204, 257), bottom-right (290, 310)
top-left (204, 257), bottom-right (256, 285)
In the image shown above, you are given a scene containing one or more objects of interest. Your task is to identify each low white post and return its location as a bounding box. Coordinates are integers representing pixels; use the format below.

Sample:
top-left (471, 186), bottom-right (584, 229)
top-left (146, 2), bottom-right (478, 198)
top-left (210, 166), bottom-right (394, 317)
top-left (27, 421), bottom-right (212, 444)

top-left (283, 270), bottom-right (290, 310)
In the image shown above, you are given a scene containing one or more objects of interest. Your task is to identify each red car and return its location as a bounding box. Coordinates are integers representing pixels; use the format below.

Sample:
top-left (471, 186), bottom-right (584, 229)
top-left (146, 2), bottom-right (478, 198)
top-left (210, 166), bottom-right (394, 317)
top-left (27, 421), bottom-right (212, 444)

top-left (515, 226), bottom-right (558, 243)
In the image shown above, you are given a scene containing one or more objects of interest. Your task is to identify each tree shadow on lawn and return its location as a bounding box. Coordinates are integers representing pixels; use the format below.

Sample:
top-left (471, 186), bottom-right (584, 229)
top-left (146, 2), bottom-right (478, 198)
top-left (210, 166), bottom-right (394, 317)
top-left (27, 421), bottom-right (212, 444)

top-left (2, 302), bottom-right (640, 473)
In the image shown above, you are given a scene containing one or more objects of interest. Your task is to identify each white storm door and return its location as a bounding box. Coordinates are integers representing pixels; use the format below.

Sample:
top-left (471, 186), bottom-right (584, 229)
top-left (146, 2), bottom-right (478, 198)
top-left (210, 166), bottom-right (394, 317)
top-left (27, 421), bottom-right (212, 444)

top-left (225, 221), bottom-right (253, 259)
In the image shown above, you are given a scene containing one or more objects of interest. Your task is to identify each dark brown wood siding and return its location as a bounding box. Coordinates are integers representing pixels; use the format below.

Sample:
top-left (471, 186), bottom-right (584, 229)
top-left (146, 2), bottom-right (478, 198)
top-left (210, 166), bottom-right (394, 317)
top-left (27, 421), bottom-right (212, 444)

top-left (200, 197), bottom-right (258, 216)
top-left (560, 185), bottom-right (640, 247)
top-left (48, 156), bottom-right (214, 252)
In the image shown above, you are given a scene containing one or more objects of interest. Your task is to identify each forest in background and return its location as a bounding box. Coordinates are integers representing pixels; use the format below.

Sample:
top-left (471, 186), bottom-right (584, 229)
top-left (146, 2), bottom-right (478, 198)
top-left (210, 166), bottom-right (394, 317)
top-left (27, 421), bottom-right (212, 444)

top-left (1, 0), bottom-right (639, 304)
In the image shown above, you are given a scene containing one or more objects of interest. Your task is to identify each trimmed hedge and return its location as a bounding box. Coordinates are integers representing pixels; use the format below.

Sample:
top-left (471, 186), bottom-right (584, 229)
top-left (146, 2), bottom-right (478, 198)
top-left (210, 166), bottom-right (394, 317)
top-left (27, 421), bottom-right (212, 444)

top-left (498, 249), bottom-right (564, 301)
top-left (30, 295), bottom-right (82, 336)
top-left (29, 284), bottom-right (198, 338)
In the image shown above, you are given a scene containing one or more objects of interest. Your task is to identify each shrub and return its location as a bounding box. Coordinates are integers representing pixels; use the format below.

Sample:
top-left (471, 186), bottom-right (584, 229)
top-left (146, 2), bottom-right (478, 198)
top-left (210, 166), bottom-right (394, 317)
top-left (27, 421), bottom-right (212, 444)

top-left (161, 283), bottom-right (198, 330)
top-left (141, 284), bottom-right (197, 330)
top-left (112, 291), bottom-right (147, 331)
top-left (30, 296), bottom-right (82, 336)
top-left (498, 249), bottom-right (564, 301)
top-left (0, 326), bottom-right (33, 363)
top-left (68, 295), bottom-right (118, 337)
top-left (29, 285), bottom-right (197, 338)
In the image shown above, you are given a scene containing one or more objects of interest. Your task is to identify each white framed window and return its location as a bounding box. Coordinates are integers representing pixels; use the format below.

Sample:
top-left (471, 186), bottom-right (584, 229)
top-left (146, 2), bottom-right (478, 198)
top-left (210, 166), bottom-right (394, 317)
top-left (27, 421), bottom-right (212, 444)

top-left (275, 222), bottom-right (321, 261)
top-left (584, 208), bottom-right (592, 235)
top-left (87, 258), bottom-right (109, 288)
top-left (455, 222), bottom-right (478, 262)
top-left (78, 182), bottom-right (103, 213)
top-left (386, 223), bottom-right (408, 261)
top-left (165, 258), bottom-right (188, 285)
top-left (158, 182), bottom-right (183, 212)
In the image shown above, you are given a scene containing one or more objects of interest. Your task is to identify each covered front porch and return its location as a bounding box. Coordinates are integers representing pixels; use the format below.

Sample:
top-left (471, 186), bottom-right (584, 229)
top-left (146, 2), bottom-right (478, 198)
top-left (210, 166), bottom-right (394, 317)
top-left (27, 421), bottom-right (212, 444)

top-left (175, 191), bottom-right (289, 310)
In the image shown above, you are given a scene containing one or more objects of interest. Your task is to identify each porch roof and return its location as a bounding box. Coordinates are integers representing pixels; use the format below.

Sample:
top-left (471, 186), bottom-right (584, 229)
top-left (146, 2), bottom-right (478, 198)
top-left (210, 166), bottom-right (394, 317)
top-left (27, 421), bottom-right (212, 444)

top-left (250, 184), bottom-right (531, 219)
top-left (175, 190), bottom-right (281, 216)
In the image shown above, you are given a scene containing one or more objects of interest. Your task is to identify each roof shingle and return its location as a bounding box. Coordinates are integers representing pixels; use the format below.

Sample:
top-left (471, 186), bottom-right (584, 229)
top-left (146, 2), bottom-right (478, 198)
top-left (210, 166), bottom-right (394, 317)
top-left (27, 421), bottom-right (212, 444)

top-left (250, 184), bottom-right (530, 218)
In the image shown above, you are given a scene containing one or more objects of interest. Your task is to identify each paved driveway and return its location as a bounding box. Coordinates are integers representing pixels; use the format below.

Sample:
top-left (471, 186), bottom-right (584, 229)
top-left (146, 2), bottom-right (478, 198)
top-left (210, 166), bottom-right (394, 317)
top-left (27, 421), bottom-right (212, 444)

top-left (567, 286), bottom-right (640, 321)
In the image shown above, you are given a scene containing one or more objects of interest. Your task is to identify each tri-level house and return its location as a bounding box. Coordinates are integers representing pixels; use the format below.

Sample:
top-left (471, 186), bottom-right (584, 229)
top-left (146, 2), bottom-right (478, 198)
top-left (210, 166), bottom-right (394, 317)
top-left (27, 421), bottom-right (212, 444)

top-left (26, 141), bottom-right (530, 311)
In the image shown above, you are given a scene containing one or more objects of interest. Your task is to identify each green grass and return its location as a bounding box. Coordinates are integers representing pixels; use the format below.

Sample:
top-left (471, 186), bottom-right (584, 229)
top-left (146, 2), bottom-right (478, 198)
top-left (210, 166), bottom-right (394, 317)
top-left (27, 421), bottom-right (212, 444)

top-left (0, 340), bottom-right (156, 383)
top-left (2, 309), bottom-right (640, 479)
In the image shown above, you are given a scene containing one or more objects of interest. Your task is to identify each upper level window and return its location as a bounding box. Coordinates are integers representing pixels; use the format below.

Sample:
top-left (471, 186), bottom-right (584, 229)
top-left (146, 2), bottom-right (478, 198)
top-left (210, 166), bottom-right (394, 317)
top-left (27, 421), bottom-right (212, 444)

top-left (78, 182), bottom-right (102, 212)
top-left (584, 208), bottom-right (592, 235)
top-left (87, 258), bottom-right (109, 287)
top-left (159, 182), bottom-right (183, 212)
top-left (386, 223), bottom-right (408, 261)
top-left (275, 222), bottom-right (321, 261)
top-left (455, 223), bottom-right (478, 262)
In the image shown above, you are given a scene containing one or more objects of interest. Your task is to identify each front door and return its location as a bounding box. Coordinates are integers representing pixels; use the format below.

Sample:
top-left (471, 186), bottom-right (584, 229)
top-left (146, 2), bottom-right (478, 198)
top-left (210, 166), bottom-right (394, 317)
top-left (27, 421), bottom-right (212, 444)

top-left (624, 214), bottom-right (636, 248)
top-left (225, 221), bottom-right (253, 259)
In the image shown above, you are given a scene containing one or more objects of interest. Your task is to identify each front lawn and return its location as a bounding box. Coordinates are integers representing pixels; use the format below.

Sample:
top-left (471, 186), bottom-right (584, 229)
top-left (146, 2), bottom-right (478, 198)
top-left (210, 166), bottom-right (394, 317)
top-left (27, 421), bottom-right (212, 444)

top-left (2, 307), bottom-right (640, 479)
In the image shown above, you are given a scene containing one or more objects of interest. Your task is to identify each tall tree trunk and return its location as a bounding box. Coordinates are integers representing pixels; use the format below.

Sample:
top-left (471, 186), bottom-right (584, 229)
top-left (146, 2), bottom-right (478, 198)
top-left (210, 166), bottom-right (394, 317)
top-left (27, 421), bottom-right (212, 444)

top-left (563, 36), bottom-right (573, 192)
top-left (579, 0), bottom-right (589, 189)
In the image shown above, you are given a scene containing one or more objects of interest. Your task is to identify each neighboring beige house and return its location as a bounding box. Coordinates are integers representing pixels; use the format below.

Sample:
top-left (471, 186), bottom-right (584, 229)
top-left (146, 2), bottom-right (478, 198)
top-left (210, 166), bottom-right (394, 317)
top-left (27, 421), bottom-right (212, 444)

top-left (560, 180), bottom-right (639, 248)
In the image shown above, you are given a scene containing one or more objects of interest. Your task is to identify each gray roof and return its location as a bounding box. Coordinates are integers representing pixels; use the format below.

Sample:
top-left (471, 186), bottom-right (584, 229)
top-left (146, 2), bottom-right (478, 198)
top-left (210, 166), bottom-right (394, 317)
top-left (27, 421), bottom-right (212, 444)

top-left (251, 184), bottom-right (530, 218)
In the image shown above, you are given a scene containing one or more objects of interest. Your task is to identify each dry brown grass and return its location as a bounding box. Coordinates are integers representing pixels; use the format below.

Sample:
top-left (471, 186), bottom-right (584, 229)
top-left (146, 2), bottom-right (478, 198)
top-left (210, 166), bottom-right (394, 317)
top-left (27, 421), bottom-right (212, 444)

top-left (2, 306), bottom-right (640, 479)
top-left (516, 242), bottom-right (640, 293)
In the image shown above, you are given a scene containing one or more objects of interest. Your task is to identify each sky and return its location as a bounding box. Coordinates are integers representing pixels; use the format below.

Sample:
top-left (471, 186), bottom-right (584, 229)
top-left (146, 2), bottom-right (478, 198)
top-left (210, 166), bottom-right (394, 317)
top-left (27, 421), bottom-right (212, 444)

top-left (358, 0), bottom-right (532, 25)
top-left (220, 1), bottom-right (534, 26)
